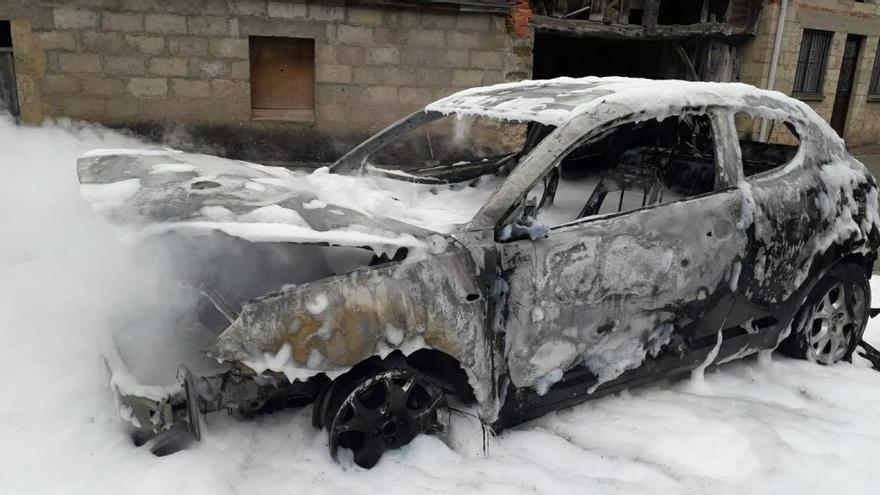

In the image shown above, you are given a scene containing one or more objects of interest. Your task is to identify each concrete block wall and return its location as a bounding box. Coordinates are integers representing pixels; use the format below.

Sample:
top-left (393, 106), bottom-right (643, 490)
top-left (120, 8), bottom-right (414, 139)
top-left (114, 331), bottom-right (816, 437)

top-left (737, 0), bottom-right (880, 146)
top-left (0, 0), bottom-right (532, 160)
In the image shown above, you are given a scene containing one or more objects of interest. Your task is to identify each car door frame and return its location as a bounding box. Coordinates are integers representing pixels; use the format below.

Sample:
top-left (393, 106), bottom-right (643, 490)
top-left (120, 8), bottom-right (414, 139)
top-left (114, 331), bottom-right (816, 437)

top-left (482, 106), bottom-right (781, 428)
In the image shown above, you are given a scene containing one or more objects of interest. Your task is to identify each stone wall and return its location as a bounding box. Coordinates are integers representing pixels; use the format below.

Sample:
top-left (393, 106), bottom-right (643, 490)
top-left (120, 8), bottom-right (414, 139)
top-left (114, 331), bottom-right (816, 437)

top-left (0, 0), bottom-right (532, 161)
top-left (738, 0), bottom-right (880, 147)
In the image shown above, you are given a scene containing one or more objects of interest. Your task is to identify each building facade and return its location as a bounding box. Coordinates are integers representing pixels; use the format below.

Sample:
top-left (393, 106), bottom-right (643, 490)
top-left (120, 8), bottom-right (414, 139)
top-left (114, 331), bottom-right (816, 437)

top-left (738, 0), bottom-right (880, 147)
top-left (0, 0), bottom-right (530, 161)
top-left (1, 1), bottom-right (880, 161)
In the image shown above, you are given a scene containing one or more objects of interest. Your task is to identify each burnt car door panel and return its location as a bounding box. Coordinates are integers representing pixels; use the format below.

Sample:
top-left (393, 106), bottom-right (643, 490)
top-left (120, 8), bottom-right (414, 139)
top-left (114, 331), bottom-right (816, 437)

top-left (496, 110), bottom-right (752, 393)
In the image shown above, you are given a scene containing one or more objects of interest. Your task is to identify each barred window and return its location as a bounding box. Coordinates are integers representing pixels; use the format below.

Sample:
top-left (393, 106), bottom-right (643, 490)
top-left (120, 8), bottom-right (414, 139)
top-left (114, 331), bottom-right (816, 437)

top-left (869, 46), bottom-right (880, 97)
top-left (793, 29), bottom-right (833, 96)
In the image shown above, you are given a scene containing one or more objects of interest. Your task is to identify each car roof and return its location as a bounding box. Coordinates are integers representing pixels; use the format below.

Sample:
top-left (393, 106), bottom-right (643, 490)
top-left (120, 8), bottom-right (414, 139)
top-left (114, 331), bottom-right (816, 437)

top-left (426, 76), bottom-right (815, 128)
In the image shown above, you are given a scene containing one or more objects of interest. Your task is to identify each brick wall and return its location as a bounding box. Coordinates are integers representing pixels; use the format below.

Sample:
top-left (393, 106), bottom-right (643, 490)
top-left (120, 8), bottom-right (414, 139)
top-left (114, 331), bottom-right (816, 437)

top-left (0, 0), bottom-right (532, 160)
top-left (738, 0), bottom-right (880, 146)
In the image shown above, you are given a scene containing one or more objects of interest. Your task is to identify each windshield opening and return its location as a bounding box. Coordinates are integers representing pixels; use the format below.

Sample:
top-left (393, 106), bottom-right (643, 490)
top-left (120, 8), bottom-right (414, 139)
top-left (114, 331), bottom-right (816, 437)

top-left (366, 113), bottom-right (533, 184)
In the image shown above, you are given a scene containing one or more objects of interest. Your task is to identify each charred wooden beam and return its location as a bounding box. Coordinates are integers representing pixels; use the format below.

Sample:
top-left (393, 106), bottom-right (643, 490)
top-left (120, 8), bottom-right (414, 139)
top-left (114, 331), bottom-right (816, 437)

top-left (531, 14), bottom-right (753, 41)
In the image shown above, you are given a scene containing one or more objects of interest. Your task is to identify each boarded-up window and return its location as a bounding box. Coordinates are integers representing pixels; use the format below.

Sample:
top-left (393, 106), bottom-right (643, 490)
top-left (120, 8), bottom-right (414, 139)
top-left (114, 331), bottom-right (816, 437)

top-left (0, 20), bottom-right (19, 118)
top-left (793, 29), bottom-right (833, 96)
top-left (249, 36), bottom-right (314, 121)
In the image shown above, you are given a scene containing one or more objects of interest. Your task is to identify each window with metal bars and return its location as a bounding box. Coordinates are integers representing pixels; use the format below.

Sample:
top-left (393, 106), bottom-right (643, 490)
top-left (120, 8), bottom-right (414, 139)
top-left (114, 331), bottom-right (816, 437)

top-left (869, 46), bottom-right (880, 98)
top-left (793, 29), bottom-right (833, 97)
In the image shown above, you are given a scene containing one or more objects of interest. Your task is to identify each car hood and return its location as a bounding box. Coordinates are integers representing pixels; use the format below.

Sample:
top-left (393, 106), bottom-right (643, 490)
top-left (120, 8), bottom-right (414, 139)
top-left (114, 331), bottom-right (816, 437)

top-left (77, 149), bottom-right (433, 257)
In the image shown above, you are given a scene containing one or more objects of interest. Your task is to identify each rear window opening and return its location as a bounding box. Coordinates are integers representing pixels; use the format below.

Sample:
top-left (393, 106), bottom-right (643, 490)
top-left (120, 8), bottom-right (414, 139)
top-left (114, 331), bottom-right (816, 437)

top-left (734, 113), bottom-right (801, 177)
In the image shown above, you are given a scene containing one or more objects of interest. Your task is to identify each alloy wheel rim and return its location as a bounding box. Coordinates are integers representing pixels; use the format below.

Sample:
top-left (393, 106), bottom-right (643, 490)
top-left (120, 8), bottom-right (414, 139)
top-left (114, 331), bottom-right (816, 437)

top-left (806, 281), bottom-right (864, 364)
top-left (329, 369), bottom-right (446, 468)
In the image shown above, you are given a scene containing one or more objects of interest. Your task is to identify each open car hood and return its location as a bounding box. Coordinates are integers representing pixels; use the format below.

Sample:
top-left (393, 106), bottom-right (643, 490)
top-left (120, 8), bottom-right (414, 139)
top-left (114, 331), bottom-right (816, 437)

top-left (77, 149), bottom-right (431, 257)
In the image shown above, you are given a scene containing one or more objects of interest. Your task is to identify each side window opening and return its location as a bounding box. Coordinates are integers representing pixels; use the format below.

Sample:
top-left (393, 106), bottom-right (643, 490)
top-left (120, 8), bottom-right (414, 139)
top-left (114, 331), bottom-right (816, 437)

top-left (524, 113), bottom-right (718, 228)
top-left (733, 113), bottom-right (801, 177)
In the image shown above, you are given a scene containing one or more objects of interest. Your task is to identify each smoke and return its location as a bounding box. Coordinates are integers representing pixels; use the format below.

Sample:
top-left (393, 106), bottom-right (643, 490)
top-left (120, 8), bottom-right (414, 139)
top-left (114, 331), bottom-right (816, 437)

top-left (0, 115), bottom-right (206, 414)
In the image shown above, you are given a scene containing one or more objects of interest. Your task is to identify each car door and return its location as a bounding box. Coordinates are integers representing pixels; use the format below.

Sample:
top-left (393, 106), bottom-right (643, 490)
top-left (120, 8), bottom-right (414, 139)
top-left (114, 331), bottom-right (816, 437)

top-left (497, 110), bottom-right (751, 392)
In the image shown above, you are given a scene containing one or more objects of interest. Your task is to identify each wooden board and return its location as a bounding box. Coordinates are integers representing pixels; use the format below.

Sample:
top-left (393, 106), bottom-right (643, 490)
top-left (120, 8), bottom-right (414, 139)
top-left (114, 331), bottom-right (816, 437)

top-left (249, 36), bottom-right (315, 111)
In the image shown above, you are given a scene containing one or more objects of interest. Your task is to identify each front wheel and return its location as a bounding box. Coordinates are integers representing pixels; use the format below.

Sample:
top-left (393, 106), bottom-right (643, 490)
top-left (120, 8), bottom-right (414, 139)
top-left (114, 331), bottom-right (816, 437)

top-left (322, 368), bottom-right (448, 469)
top-left (780, 263), bottom-right (870, 364)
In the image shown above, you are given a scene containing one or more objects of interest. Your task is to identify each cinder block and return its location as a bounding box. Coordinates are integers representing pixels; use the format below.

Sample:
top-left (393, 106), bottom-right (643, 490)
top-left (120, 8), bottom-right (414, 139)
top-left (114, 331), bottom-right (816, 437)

top-left (401, 48), bottom-right (469, 69)
top-left (352, 67), bottom-right (382, 85)
top-left (145, 14), bottom-right (187, 34)
top-left (59, 53), bottom-right (102, 73)
top-left (54, 8), bottom-right (99, 29)
top-left (190, 58), bottom-right (229, 78)
top-left (80, 31), bottom-right (127, 54)
top-left (105, 56), bottom-right (146, 75)
top-left (230, 60), bottom-right (250, 80)
top-left (82, 75), bottom-right (126, 95)
top-left (338, 25), bottom-right (372, 45)
top-left (447, 32), bottom-right (490, 50)
top-left (171, 78), bottom-right (211, 97)
top-left (211, 79), bottom-right (249, 99)
top-left (308, 3), bottom-right (345, 21)
top-left (456, 14), bottom-right (490, 31)
top-left (382, 67), bottom-right (415, 86)
top-left (188, 16), bottom-right (228, 36)
top-left (34, 31), bottom-right (76, 51)
top-left (103, 12), bottom-right (143, 32)
top-left (470, 50), bottom-right (504, 70)
top-left (125, 35), bottom-right (165, 54)
top-left (104, 97), bottom-right (141, 120)
top-left (363, 86), bottom-right (398, 104)
top-left (415, 68), bottom-right (452, 87)
top-left (231, 0), bottom-right (267, 16)
top-left (148, 57), bottom-right (188, 77)
top-left (347, 6), bottom-right (384, 26)
top-left (62, 95), bottom-right (106, 118)
top-left (40, 74), bottom-right (81, 94)
top-left (168, 37), bottom-right (209, 56)
top-left (365, 46), bottom-right (399, 66)
top-left (451, 69), bottom-right (484, 87)
top-left (316, 64), bottom-right (352, 83)
top-left (268, 1), bottom-right (306, 19)
top-left (209, 38), bottom-right (248, 58)
top-left (399, 86), bottom-right (431, 106)
top-left (127, 77), bottom-right (168, 97)
top-left (407, 29), bottom-right (445, 47)
top-left (419, 12), bottom-right (457, 29)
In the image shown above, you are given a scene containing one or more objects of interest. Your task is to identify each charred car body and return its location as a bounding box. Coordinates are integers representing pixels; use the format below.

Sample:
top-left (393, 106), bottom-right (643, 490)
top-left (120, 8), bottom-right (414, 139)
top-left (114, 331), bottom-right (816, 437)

top-left (78, 78), bottom-right (880, 468)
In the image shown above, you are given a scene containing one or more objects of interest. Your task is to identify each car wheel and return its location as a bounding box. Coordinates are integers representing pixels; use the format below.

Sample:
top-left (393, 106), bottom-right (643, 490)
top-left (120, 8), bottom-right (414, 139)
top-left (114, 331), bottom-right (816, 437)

top-left (324, 368), bottom-right (448, 469)
top-left (780, 263), bottom-right (870, 364)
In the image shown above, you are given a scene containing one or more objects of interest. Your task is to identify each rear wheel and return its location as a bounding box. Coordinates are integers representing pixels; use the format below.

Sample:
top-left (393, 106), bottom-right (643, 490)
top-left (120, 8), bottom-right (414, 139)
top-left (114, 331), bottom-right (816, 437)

top-left (322, 368), bottom-right (448, 469)
top-left (780, 263), bottom-right (869, 364)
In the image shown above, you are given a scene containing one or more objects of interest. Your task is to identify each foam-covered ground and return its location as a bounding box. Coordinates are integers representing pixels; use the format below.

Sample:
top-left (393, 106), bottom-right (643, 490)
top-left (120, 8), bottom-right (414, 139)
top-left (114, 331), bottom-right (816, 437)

top-left (2, 117), bottom-right (880, 495)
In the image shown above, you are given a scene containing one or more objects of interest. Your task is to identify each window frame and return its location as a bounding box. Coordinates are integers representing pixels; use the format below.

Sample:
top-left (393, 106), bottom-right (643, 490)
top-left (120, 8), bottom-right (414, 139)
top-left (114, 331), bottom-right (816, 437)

top-left (491, 108), bottom-right (739, 234)
top-left (868, 42), bottom-right (880, 101)
top-left (727, 110), bottom-right (807, 182)
top-left (0, 19), bottom-right (20, 118)
top-left (792, 29), bottom-right (834, 99)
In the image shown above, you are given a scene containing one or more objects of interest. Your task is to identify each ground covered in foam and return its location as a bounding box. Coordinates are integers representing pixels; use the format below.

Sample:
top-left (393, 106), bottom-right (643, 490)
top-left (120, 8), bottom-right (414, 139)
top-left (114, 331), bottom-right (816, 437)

top-left (2, 117), bottom-right (880, 494)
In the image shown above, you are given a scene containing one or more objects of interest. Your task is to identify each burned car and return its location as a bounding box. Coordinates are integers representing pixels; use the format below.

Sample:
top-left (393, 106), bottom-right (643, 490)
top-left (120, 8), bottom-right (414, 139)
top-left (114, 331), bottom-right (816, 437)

top-left (78, 77), bottom-right (880, 468)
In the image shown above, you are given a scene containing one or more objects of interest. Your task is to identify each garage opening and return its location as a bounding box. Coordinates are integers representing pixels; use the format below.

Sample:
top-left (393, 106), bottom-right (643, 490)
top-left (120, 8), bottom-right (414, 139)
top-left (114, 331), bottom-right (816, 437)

top-left (0, 20), bottom-right (19, 118)
top-left (249, 36), bottom-right (315, 122)
top-left (534, 33), bottom-right (685, 80)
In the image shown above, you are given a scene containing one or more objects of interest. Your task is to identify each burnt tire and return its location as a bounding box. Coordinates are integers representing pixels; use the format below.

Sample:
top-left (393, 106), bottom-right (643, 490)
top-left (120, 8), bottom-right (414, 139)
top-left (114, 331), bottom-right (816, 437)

top-left (321, 368), bottom-right (448, 469)
top-left (779, 263), bottom-right (870, 364)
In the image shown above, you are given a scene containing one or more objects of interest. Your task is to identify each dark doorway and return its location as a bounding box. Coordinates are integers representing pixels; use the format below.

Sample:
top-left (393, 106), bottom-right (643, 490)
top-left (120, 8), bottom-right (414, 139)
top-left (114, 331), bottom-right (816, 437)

top-left (0, 20), bottom-right (18, 118)
top-left (534, 33), bottom-right (674, 79)
top-left (830, 34), bottom-right (863, 137)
